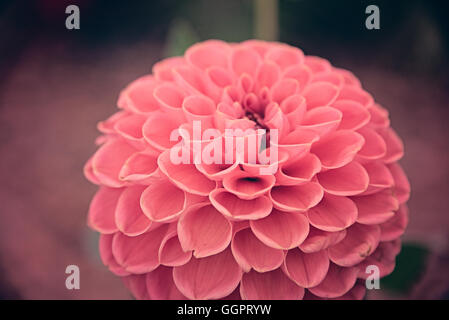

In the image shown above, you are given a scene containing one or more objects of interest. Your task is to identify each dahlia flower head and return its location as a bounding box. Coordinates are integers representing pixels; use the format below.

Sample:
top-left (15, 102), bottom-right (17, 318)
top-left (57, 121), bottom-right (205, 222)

top-left (84, 40), bottom-right (410, 300)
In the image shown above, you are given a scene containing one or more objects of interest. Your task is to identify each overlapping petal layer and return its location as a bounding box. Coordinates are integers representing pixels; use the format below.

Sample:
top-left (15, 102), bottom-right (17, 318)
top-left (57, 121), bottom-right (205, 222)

top-left (85, 40), bottom-right (410, 300)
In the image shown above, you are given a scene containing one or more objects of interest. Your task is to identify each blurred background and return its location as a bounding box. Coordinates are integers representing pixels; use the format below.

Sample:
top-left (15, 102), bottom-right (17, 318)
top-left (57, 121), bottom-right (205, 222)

top-left (0, 0), bottom-right (448, 299)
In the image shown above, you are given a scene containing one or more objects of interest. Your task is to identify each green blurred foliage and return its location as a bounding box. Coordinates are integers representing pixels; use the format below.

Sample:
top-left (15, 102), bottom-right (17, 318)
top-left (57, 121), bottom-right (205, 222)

top-left (164, 19), bottom-right (200, 57)
top-left (173, 0), bottom-right (254, 42)
top-left (382, 243), bottom-right (430, 294)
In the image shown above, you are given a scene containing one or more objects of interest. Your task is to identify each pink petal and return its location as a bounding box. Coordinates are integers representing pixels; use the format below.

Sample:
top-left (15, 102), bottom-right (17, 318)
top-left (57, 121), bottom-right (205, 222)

top-left (186, 40), bottom-right (230, 70)
top-left (223, 170), bottom-right (275, 200)
top-left (140, 178), bottom-right (188, 222)
top-left (142, 112), bottom-right (181, 151)
top-left (209, 188), bottom-right (273, 220)
top-left (279, 94), bottom-right (307, 127)
top-left (311, 71), bottom-right (344, 88)
top-left (146, 266), bottom-right (187, 300)
top-left (317, 161), bottom-right (369, 196)
top-left (195, 159), bottom-right (240, 181)
top-left (214, 102), bottom-right (240, 130)
top-left (250, 209), bottom-right (309, 249)
top-left (272, 128), bottom-right (319, 159)
top-left (84, 155), bottom-right (100, 184)
top-left (362, 161), bottom-right (395, 190)
top-left (388, 163), bottom-right (411, 204)
top-left (265, 45), bottom-right (304, 71)
top-left (264, 102), bottom-right (290, 137)
top-left (311, 130), bottom-right (365, 169)
top-left (357, 239), bottom-right (400, 279)
top-left (269, 182), bottom-right (324, 212)
top-left (115, 185), bottom-right (152, 236)
top-left (299, 227), bottom-right (347, 253)
top-left (173, 248), bottom-right (242, 300)
top-left (240, 147), bottom-right (289, 176)
top-left (306, 193), bottom-right (358, 232)
top-left (242, 92), bottom-right (262, 118)
top-left (176, 122), bottom-right (221, 156)
top-left (308, 263), bottom-right (358, 298)
top-left (99, 234), bottom-right (130, 276)
top-left (182, 95), bottom-right (216, 128)
top-left (88, 187), bottom-right (122, 233)
top-left (356, 127), bottom-right (387, 160)
top-left (158, 149), bottom-right (216, 196)
top-left (304, 56), bottom-right (331, 73)
top-left (221, 287), bottom-right (242, 300)
top-left (331, 282), bottom-right (366, 300)
top-left (255, 61), bottom-right (281, 90)
top-left (331, 100), bottom-right (371, 130)
top-left (153, 83), bottom-right (186, 118)
top-left (97, 110), bottom-right (127, 134)
top-left (240, 73), bottom-right (256, 94)
top-left (183, 95), bottom-right (216, 116)
top-left (239, 71), bottom-right (255, 93)
top-left (178, 202), bottom-right (232, 258)
top-left (159, 224), bottom-right (192, 266)
top-left (221, 85), bottom-right (243, 105)
top-left (240, 269), bottom-right (304, 300)
top-left (112, 224), bottom-right (169, 274)
top-left (206, 66), bottom-right (233, 88)
top-left (283, 64), bottom-right (312, 92)
top-left (95, 133), bottom-right (109, 144)
top-left (336, 85), bottom-right (374, 108)
top-left (302, 82), bottom-right (339, 109)
top-left (270, 79), bottom-right (299, 104)
top-left (379, 204), bottom-right (409, 241)
top-left (118, 76), bottom-right (160, 113)
top-left (242, 39), bottom-right (271, 57)
top-left (334, 68), bottom-right (361, 87)
top-left (368, 103), bottom-right (390, 128)
top-left (92, 139), bottom-right (137, 187)
top-left (225, 117), bottom-right (257, 131)
top-left (231, 227), bottom-right (284, 272)
top-left (276, 153), bottom-right (321, 186)
top-left (230, 46), bottom-right (261, 77)
top-left (301, 106), bottom-right (342, 136)
top-left (119, 151), bottom-right (159, 183)
top-left (152, 56), bottom-right (185, 81)
top-left (114, 113), bottom-right (147, 144)
top-left (123, 274), bottom-right (149, 300)
top-left (353, 190), bottom-right (398, 225)
top-left (378, 127), bottom-right (404, 163)
top-left (328, 223), bottom-right (380, 267)
top-left (173, 66), bottom-right (207, 96)
top-left (284, 249), bottom-right (329, 288)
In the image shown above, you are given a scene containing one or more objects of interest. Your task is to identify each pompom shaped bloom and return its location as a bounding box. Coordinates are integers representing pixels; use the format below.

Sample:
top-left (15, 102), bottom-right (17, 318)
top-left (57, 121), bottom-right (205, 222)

top-left (84, 40), bottom-right (410, 300)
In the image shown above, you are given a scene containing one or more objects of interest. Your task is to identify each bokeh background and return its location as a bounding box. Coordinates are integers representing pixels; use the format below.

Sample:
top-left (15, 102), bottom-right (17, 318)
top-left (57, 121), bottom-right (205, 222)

top-left (0, 0), bottom-right (448, 299)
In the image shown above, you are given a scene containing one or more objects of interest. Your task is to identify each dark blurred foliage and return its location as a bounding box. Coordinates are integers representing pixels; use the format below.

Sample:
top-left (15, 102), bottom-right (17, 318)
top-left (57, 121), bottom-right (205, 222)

top-left (1, 0), bottom-right (448, 77)
top-left (281, 0), bottom-right (449, 78)
top-left (382, 243), bottom-right (430, 294)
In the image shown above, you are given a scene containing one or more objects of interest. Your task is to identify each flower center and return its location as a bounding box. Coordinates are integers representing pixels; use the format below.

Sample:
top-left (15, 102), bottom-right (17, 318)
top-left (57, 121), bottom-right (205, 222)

top-left (244, 110), bottom-right (267, 129)
top-left (240, 93), bottom-right (269, 130)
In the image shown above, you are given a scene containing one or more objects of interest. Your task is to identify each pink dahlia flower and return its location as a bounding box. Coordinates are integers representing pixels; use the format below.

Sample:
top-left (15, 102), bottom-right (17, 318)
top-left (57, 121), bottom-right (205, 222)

top-left (84, 40), bottom-right (410, 300)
